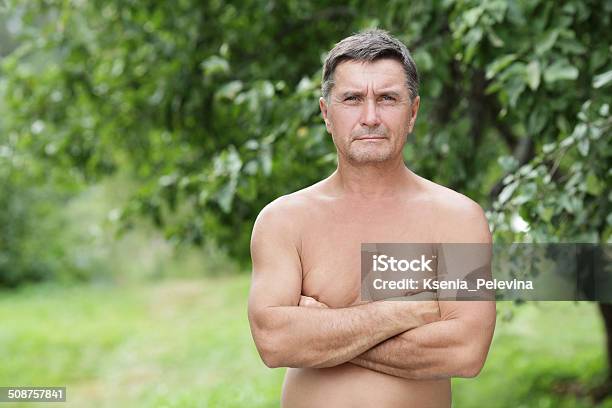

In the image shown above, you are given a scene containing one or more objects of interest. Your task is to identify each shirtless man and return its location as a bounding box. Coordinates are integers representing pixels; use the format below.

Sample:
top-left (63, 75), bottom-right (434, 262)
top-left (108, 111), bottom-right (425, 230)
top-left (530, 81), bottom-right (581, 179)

top-left (248, 29), bottom-right (496, 408)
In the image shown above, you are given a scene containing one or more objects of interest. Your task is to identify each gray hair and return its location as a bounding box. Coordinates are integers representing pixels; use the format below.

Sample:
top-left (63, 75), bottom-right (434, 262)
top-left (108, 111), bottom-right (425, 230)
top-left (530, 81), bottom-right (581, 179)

top-left (321, 29), bottom-right (419, 101)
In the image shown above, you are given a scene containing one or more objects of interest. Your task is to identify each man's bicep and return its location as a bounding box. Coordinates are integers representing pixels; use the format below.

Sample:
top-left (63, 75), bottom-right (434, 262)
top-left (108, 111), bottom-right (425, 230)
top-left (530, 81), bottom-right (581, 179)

top-left (248, 203), bottom-right (303, 313)
top-left (437, 198), bottom-right (494, 321)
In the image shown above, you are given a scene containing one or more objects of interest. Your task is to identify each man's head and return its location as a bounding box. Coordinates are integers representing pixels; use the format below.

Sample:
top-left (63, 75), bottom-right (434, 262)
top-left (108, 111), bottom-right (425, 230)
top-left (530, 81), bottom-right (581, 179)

top-left (319, 29), bottom-right (420, 165)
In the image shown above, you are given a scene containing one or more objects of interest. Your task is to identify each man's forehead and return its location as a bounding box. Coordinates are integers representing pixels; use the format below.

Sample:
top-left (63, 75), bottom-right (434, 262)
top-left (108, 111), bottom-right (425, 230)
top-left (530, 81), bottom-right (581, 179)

top-left (333, 59), bottom-right (407, 91)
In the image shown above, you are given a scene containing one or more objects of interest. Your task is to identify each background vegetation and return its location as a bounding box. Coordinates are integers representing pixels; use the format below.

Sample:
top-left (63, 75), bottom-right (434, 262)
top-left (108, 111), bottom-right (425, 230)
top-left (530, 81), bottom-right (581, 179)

top-left (0, 0), bottom-right (610, 406)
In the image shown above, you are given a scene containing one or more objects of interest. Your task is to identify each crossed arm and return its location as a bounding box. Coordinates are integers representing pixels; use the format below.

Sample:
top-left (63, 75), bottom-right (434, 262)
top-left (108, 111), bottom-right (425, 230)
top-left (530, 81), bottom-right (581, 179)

top-left (248, 199), bottom-right (496, 380)
top-left (300, 295), bottom-right (495, 379)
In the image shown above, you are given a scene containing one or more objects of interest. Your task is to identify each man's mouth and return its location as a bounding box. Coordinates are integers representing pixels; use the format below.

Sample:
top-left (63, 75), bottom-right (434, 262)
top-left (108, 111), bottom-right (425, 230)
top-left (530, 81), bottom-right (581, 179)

top-left (354, 135), bottom-right (387, 141)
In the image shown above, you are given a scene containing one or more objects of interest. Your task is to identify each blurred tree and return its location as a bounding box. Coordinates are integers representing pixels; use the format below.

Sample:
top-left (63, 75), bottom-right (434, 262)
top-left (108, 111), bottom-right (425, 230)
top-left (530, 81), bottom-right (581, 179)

top-left (0, 4), bottom-right (86, 286)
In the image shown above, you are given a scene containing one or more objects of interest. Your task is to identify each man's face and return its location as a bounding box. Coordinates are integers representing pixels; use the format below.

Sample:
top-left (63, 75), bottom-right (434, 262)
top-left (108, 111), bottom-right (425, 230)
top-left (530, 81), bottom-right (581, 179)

top-left (320, 58), bottom-right (420, 165)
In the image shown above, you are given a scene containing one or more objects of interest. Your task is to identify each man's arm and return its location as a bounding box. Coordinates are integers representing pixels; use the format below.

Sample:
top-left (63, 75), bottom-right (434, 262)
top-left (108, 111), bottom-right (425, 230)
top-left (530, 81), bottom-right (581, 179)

top-left (247, 198), bottom-right (439, 369)
top-left (350, 301), bottom-right (495, 378)
top-left (350, 199), bottom-right (497, 379)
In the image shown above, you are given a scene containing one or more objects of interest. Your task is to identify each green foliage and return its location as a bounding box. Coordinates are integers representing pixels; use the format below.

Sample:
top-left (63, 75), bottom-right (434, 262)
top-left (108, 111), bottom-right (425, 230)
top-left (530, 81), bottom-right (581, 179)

top-left (0, 112), bottom-right (87, 286)
top-left (490, 99), bottom-right (611, 242)
top-left (1, 0), bottom-right (610, 275)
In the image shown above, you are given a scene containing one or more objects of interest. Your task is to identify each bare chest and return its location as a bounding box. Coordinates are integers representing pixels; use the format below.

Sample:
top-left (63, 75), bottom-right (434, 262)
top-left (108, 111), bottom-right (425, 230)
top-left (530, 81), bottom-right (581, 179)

top-left (298, 200), bottom-right (436, 307)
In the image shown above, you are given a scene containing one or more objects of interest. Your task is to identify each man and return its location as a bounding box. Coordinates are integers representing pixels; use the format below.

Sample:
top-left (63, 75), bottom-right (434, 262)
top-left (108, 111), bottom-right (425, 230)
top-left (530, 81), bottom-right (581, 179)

top-left (248, 29), bottom-right (496, 407)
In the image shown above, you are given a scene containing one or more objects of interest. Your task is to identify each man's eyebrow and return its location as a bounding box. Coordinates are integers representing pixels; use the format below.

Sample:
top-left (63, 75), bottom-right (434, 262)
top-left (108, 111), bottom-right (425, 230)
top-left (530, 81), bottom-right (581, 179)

top-left (375, 89), bottom-right (403, 98)
top-left (338, 90), bottom-right (365, 98)
top-left (336, 89), bottom-right (405, 99)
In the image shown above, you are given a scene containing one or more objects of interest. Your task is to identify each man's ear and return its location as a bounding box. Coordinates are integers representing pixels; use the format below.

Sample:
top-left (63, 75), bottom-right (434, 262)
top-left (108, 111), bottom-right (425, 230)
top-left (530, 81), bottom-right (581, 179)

top-left (319, 97), bottom-right (332, 133)
top-left (407, 95), bottom-right (420, 133)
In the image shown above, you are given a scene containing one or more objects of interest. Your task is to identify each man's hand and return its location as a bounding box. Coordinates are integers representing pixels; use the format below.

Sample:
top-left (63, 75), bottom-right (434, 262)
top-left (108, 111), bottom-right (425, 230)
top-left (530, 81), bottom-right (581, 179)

top-left (411, 300), bottom-right (441, 325)
top-left (299, 295), bottom-right (329, 308)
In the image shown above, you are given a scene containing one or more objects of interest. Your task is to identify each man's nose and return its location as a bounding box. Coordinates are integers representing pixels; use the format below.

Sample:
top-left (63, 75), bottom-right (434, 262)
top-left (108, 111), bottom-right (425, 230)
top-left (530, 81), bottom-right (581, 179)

top-left (360, 97), bottom-right (381, 128)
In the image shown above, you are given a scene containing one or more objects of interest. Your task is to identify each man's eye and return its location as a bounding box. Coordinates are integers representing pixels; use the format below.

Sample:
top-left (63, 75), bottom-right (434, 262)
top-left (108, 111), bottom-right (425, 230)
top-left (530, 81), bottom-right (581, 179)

top-left (345, 96), bottom-right (359, 101)
top-left (381, 95), bottom-right (396, 102)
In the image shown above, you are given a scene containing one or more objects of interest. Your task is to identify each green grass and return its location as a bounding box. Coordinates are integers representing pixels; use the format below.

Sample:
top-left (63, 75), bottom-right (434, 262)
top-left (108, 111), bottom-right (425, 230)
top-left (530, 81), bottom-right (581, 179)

top-left (1, 278), bottom-right (611, 407)
top-left (453, 302), bottom-right (611, 407)
top-left (0, 277), bottom-right (283, 407)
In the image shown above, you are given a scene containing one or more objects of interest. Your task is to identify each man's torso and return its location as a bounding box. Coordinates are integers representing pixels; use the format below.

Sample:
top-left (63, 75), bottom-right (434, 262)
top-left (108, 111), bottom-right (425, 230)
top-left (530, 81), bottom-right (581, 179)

top-left (281, 179), bottom-right (453, 408)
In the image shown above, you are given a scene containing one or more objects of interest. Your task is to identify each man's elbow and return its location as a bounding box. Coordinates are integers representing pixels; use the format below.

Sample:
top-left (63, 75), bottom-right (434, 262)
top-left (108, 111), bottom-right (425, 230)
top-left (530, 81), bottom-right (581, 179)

top-left (260, 350), bottom-right (283, 369)
top-left (456, 341), bottom-right (491, 378)
top-left (254, 332), bottom-right (335, 369)
top-left (255, 337), bottom-right (331, 369)
top-left (457, 355), bottom-right (486, 378)
top-left (249, 308), bottom-right (287, 368)
top-left (251, 325), bottom-right (285, 368)
top-left (249, 308), bottom-right (336, 369)
top-left (253, 330), bottom-right (286, 368)
top-left (457, 315), bottom-right (495, 378)
top-left (250, 319), bottom-right (306, 368)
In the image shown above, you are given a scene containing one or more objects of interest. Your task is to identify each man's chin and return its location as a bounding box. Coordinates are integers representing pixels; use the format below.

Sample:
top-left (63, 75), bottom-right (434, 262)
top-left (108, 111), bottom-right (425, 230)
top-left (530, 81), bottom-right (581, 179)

top-left (347, 153), bottom-right (394, 165)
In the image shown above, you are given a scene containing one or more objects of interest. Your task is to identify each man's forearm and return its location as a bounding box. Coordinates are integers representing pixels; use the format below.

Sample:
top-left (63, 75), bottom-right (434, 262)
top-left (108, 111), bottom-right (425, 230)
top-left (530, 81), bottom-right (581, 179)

top-left (350, 320), bottom-right (465, 379)
top-left (350, 310), bottom-right (495, 379)
top-left (252, 301), bottom-right (429, 369)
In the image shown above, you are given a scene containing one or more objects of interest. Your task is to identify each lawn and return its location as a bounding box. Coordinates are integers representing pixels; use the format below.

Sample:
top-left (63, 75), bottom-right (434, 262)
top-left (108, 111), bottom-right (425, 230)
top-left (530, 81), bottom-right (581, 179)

top-left (1, 276), bottom-right (610, 407)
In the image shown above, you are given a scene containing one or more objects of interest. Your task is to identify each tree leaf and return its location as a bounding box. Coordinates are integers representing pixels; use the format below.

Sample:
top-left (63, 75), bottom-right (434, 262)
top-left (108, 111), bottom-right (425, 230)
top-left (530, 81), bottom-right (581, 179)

top-left (593, 69), bottom-right (612, 88)
top-left (201, 56), bottom-right (230, 76)
top-left (499, 180), bottom-right (519, 204)
top-left (577, 138), bottom-right (589, 156)
top-left (485, 54), bottom-right (517, 79)
top-left (526, 60), bottom-right (541, 90)
top-left (535, 29), bottom-right (559, 55)
top-left (543, 61), bottom-right (579, 83)
top-left (585, 172), bottom-right (603, 195)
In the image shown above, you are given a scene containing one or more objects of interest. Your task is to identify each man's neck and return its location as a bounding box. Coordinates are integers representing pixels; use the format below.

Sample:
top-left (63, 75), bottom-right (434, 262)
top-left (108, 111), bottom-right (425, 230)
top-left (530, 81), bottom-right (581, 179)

top-left (327, 157), bottom-right (418, 199)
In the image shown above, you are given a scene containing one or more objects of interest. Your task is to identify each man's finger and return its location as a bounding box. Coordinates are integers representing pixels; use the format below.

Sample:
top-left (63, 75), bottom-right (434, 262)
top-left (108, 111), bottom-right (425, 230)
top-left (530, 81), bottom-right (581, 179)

top-left (299, 295), bottom-right (329, 308)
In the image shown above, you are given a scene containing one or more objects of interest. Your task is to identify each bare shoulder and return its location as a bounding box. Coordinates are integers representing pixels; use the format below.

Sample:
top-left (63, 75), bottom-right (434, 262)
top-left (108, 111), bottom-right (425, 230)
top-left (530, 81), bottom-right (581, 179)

top-left (415, 177), bottom-right (491, 243)
top-left (251, 182), bottom-right (323, 245)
